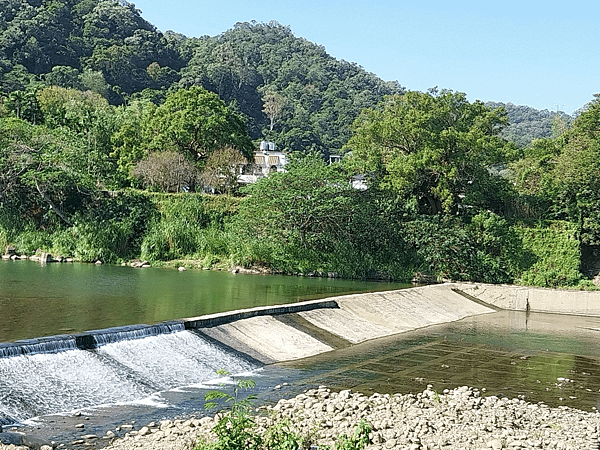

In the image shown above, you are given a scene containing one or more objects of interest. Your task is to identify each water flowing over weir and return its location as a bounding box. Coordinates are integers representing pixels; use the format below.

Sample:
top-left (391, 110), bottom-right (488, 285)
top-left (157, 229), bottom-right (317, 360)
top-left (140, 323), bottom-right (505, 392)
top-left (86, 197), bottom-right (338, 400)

top-left (0, 323), bottom-right (259, 424)
top-left (0, 286), bottom-right (499, 427)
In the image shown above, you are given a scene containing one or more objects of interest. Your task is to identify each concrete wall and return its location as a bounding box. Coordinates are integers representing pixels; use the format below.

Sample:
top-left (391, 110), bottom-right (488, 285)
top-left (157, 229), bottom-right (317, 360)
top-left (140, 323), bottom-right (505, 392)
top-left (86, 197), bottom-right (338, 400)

top-left (187, 284), bottom-right (496, 363)
top-left (452, 283), bottom-right (600, 316)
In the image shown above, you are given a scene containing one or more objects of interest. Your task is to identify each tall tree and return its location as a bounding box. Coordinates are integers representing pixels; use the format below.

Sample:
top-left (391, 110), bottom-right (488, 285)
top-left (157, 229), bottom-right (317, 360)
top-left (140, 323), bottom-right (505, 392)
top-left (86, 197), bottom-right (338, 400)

top-left (141, 86), bottom-right (254, 169)
top-left (345, 89), bottom-right (512, 215)
top-left (0, 117), bottom-right (97, 226)
top-left (549, 95), bottom-right (600, 245)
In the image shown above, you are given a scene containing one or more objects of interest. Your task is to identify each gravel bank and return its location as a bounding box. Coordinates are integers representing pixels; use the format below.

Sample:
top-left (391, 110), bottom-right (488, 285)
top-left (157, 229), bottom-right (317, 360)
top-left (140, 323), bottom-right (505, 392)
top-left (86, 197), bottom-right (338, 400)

top-left (3, 386), bottom-right (599, 450)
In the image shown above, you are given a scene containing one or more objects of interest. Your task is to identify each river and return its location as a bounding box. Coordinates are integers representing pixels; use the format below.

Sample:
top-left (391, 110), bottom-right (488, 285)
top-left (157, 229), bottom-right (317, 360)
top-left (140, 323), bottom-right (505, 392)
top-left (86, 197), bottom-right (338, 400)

top-left (1, 259), bottom-right (600, 447)
top-left (0, 259), bottom-right (409, 342)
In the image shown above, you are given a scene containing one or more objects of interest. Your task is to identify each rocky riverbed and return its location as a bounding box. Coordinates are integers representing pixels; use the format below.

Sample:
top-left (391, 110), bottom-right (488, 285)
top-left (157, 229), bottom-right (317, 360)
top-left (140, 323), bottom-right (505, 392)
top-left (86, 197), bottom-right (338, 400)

top-left (2, 385), bottom-right (599, 450)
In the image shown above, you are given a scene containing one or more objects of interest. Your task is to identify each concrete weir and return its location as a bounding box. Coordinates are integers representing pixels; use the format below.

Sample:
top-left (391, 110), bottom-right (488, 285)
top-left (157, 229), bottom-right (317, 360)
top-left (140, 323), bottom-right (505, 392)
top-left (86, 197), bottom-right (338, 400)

top-left (453, 282), bottom-right (600, 316)
top-left (184, 284), bottom-right (496, 363)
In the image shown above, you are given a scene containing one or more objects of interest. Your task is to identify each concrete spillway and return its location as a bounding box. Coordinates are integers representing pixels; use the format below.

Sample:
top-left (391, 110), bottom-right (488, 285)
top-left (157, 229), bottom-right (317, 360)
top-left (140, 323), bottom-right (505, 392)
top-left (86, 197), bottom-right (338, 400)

top-left (191, 284), bottom-right (496, 363)
top-left (0, 284), bottom-right (501, 423)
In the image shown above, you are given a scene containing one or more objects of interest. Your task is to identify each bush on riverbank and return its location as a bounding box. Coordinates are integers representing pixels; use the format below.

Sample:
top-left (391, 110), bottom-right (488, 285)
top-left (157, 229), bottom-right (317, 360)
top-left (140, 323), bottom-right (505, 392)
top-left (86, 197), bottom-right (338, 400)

top-left (0, 186), bottom-right (592, 288)
top-left (514, 220), bottom-right (585, 287)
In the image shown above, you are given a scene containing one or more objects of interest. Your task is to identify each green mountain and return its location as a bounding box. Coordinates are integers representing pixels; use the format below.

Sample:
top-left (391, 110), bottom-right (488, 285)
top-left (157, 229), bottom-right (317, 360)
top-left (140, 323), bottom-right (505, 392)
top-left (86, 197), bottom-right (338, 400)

top-left (0, 0), bottom-right (401, 155)
top-left (486, 101), bottom-right (573, 148)
top-left (0, 0), bottom-right (578, 153)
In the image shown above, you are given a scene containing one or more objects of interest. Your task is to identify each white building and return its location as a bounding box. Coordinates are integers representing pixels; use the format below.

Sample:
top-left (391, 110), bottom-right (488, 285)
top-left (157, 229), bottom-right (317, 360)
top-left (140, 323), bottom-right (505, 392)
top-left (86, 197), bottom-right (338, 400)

top-left (238, 141), bottom-right (288, 184)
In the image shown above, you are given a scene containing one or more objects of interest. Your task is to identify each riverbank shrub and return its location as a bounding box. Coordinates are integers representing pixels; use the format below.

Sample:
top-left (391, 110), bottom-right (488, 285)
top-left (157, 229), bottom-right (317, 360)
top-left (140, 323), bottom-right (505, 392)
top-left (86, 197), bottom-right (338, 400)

top-left (0, 181), bottom-right (591, 288)
top-left (514, 220), bottom-right (582, 287)
top-left (403, 212), bottom-right (522, 283)
top-left (65, 191), bottom-right (158, 263)
top-left (196, 371), bottom-right (371, 450)
top-left (230, 154), bottom-right (417, 281)
top-left (140, 193), bottom-right (240, 264)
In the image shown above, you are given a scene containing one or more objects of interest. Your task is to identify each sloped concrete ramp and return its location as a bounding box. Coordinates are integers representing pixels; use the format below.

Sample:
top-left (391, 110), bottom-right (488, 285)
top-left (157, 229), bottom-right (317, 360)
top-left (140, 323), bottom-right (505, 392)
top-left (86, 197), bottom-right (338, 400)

top-left (299, 284), bottom-right (494, 344)
top-left (189, 284), bottom-right (495, 363)
top-left (452, 282), bottom-right (600, 316)
top-left (198, 315), bottom-right (334, 363)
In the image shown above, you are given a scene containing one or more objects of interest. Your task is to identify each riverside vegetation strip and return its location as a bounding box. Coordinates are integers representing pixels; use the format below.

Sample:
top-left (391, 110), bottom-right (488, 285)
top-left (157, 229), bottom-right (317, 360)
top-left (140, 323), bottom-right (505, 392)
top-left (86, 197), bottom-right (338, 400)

top-left (3, 385), bottom-right (597, 450)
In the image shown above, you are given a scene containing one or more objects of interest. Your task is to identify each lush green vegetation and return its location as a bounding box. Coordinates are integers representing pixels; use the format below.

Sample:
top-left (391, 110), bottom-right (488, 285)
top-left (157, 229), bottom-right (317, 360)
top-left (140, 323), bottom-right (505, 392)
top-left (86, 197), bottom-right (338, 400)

top-left (0, 0), bottom-right (598, 288)
top-left (486, 101), bottom-right (574, 148)
top-left (195, 371), bottom-right (371, 450)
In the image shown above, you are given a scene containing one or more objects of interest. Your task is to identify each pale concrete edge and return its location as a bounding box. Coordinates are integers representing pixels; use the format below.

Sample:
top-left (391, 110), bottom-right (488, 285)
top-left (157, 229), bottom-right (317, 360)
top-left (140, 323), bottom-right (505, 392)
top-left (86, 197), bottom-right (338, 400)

top-left (449, 282), bottom-right (600, 317)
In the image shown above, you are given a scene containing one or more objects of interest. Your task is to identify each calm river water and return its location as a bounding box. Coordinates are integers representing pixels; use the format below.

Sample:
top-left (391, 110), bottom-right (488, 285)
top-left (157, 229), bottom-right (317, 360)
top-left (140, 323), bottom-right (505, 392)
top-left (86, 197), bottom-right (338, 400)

top-left (0, 259), bottom-right (409, 342)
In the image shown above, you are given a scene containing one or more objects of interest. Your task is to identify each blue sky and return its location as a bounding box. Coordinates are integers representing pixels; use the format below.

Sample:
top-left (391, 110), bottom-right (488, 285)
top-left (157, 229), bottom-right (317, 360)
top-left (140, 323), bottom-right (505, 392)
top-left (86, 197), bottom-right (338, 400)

top-left (132, 0), bottom-right (598, 115)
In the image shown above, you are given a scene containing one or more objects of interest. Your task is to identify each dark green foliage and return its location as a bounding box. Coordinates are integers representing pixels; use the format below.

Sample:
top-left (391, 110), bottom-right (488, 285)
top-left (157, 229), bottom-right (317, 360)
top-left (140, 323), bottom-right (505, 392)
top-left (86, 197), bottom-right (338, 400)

top-left (345, 90), bottom-right (513, 215)
top-left (487, 101), bottom-right (573, 148)
top-left (232, 154), bottom-right (414, 279)
top-left (402, 212), bottom-right (524, 283)
top-left (514, 221), bottom-right (582, 287)
top-left (140, 194), bottom-right (238, 262)
top-left (142, 86), bottom-right (254, 165)
top-left (71, 191), bottom-right (157, 262)
top-left (0, 116), bottom-right (97, 228)
top-left (179, 21), bottom-right (402, 155)
top-left (0, 0), bottom-right (182, 102)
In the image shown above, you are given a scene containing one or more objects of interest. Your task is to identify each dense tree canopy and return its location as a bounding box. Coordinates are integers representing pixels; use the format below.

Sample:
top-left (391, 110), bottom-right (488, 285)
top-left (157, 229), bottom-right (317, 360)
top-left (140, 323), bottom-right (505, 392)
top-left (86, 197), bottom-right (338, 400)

top-left (0, 3), bottom-right (569, 154)
top-left (0, 0), bottom-right (182, 102)
top-left (141, 86), bottom-right (253, 163)
top-left (0, 0), bottom-right (596, 287)
top-left (345, 89), bottom-right (514, 214)
top-left (178, 21), bottom-right (403, 155)
top-left (487, 101), bottom-right (573, 148)
top-left (0, 116), bottom-right (98, 226)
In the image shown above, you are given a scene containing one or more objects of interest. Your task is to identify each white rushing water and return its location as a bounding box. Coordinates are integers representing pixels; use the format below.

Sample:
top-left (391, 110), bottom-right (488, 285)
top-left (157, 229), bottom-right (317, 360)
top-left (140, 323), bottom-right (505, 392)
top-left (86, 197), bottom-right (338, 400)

top-left (0, 330), bottom-right (258, 423)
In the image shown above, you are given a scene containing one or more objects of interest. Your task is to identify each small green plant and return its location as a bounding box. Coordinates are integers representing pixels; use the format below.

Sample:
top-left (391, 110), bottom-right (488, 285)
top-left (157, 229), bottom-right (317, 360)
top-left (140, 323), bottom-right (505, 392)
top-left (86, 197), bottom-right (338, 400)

top-left (204, 368), bottom-right (257, 412)
top-left (196, 369), bottom-right (261, 450)
top-left (196, 369), bottom-right (371, 450)
top-left (333, 420), bottom-right (371, 450)
top-left (262, 418), bottom-right (307, 450)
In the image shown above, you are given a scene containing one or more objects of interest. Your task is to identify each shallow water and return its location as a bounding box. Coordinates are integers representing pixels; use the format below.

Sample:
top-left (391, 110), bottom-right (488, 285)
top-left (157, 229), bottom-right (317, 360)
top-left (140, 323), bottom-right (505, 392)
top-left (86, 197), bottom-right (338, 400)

top-left (2, 261), bottom-right (600, 444)
top-left (282, 310), bottom-right (600, 412)
top-left (7, 309), bottom-right (600, 447)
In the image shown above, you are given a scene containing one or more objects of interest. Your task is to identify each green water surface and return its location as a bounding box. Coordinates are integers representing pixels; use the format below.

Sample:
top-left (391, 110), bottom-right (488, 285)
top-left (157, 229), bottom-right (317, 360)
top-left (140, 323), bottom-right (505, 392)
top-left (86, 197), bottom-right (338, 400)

top-left (0, 259), bottom-right (409, 342)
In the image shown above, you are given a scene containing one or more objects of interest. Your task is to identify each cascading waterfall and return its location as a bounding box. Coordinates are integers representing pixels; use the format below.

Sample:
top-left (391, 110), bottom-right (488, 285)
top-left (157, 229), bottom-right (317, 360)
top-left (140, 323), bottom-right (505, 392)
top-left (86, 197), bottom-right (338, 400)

top-left (0, 324), bottom-right (259, 424)
top-left (0, 336), bottom-right (78, 358)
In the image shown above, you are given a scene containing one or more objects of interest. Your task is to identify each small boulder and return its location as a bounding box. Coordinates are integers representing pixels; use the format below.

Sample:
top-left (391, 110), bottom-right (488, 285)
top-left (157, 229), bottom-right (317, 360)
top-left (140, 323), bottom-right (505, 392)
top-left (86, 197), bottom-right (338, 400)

top-left (39, 252), bottom-right (54, 263)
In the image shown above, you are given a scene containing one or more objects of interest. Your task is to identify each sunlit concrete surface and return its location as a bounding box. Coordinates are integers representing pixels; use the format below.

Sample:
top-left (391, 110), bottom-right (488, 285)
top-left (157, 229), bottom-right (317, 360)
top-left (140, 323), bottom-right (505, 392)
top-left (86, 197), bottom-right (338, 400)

top-left (299, 285), bottom-right (495, 344)
top-left (454, 282), bottom-right (600, 316)
top-left (199, 315), bottom-right (334, 363)
top-left (198, 284), bottom-right (495, 361)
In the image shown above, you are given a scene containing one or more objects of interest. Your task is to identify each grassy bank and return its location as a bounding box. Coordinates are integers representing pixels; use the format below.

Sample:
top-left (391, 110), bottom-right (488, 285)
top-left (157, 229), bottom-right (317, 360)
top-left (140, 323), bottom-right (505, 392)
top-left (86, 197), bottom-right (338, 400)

top-left (0, 191), bottom-right (591, 288)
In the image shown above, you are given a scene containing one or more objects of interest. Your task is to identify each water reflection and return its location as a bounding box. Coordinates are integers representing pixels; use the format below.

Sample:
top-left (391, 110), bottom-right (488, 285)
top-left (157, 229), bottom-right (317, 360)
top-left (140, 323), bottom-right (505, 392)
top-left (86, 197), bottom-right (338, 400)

top-left (0, 260), bottom-right (408, 342)
top-left (281, 310), bottom-right (600, 411)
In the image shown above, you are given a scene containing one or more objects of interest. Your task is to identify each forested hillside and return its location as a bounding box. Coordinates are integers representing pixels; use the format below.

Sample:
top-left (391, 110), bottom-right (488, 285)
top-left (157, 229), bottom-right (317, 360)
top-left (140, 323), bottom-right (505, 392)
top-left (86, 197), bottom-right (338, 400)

top-left (1, 0), bottom-right (599, 288)
top-left (486, 102), bottom-right (574, 148)
top-left (0, 0), bottom-right (401, 156)
top-left (0, 0), bottom-right (568, 153)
